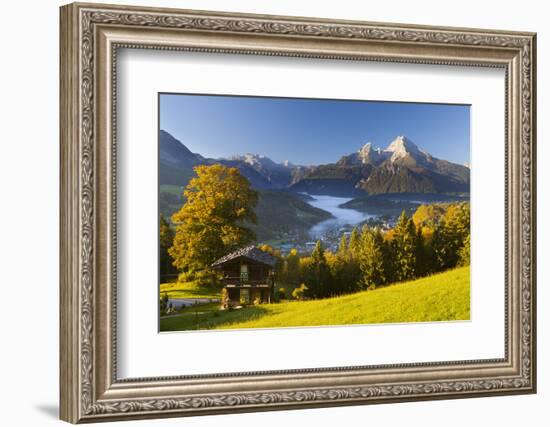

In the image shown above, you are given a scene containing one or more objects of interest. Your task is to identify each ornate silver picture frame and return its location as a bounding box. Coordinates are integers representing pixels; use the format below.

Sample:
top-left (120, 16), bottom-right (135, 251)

top-left (60, 2), bottom-right (536, 423)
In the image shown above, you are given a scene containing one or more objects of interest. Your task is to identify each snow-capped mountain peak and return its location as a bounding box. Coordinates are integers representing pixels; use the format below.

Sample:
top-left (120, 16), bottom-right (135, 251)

top-left (338, 135), bottom-right (436, 167)
top-left (359, 141), bottom-right (372, 151)
top-left (358, 142), bottom-right (375, 155)
top-left (243, 153), bottom-right (264, 165)
top-left (159, 129), bottom-right (470, 197)
top-left (230, 153), bottom-right (271, 167)
top-left (357, 142), bottom-right (384, 164)
top-left (384, 136), bottom-right (422, 161)
top-left (229, 153), bottom-right (298, 170)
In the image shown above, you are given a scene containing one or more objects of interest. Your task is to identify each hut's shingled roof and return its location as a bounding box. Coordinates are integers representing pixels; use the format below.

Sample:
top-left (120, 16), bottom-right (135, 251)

top-left (211, 245), bottom-right (277, 268)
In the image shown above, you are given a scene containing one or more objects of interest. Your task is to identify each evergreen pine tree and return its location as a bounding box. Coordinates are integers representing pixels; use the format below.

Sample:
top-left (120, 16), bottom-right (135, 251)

top-left (348, 227), bottom-right (361, 257)
top-left (285, 248), bottom-right (300, 287)
top-left (391, 211), bottom-right (418, 281)
top-left (458, 233), bottom-right (471, 266)
top-left (309, 240), bottom-right (332, 298)
top-left (431, 218), bottom-right (449, 272)
top-left (338, 234), bottom-right (348, 256)
top-left (431, 202), bottom-right (470, 271)
top-left (444, 202), bottom-right (470, 267)
top-left (358, 228), bottom-right (386, 289)
top-left (330, 234), bottom-right (361, 294)
top-left (159, 214), bottom-right (175, 279)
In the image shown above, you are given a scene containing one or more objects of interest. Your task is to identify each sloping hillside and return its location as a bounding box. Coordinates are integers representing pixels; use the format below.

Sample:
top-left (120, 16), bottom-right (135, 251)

top-left (160, 266), bottom-right (470, 331)
top-left (160, 186), bottom-right (332, 241)
top-left (251, 190), bottom-right (332, 241)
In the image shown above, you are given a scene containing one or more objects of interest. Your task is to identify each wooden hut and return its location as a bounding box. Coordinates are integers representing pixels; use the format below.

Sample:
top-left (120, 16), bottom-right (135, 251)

top-left (212, 246), bottom-right (277, 309)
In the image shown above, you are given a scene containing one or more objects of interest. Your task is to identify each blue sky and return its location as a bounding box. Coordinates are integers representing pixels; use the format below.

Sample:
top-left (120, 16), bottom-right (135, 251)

top-left (160, 93), bottom-right (470, 166)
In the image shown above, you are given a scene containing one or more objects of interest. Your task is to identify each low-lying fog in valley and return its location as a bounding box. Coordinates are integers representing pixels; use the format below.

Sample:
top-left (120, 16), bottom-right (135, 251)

top-left (305, 194), bottom-right (374, 239)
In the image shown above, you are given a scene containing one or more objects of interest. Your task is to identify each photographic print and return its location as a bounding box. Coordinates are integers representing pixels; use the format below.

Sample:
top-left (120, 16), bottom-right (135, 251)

top-left (158, 94), bottom-right (471, 332)
top-left (60, 5), bottom-right (536, 420)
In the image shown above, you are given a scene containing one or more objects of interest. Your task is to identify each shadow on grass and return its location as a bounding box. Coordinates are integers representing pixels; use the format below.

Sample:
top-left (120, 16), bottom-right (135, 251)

top-left (160, 304), bottom-right (269, 332)
top-left (160, 284), bottom-right (223, 299)
top-left (170, 288), bottom-right (222, 298)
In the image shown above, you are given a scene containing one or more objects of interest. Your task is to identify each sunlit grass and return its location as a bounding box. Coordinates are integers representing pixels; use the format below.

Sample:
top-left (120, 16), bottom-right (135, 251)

top-left (160, 266), bottom-right (470, 332)
top-left (159, 281), bottom-right (221, 299)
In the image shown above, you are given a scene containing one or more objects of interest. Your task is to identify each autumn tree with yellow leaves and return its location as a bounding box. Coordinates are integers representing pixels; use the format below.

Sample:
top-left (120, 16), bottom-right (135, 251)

top-left (169, 164), bottom-right (258, 272)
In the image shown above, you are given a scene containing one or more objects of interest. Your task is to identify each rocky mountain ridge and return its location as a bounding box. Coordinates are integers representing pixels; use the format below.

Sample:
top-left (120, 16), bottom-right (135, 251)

top-left (159, 130), bottom-right (469, 196)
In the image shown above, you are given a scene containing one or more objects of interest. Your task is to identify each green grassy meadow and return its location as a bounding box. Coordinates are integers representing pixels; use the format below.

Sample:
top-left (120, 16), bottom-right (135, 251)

top-left (160, 266), bottom-right (470, 332)
top-left (160, 280), bottom-right (221, 299)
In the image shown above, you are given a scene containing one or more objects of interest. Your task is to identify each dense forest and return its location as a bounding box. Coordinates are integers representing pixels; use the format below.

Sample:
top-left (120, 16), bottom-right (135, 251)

top-left (256, 201), bottom-right (470, 299)
top-left (160, 164), bottom-right (470, 301)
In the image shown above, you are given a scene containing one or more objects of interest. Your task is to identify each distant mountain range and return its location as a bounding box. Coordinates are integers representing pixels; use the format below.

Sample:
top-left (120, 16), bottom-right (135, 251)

top-left (160, 130), bottom-right (294, 189)
top-left (159, 130), bottom-right (469, 197)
